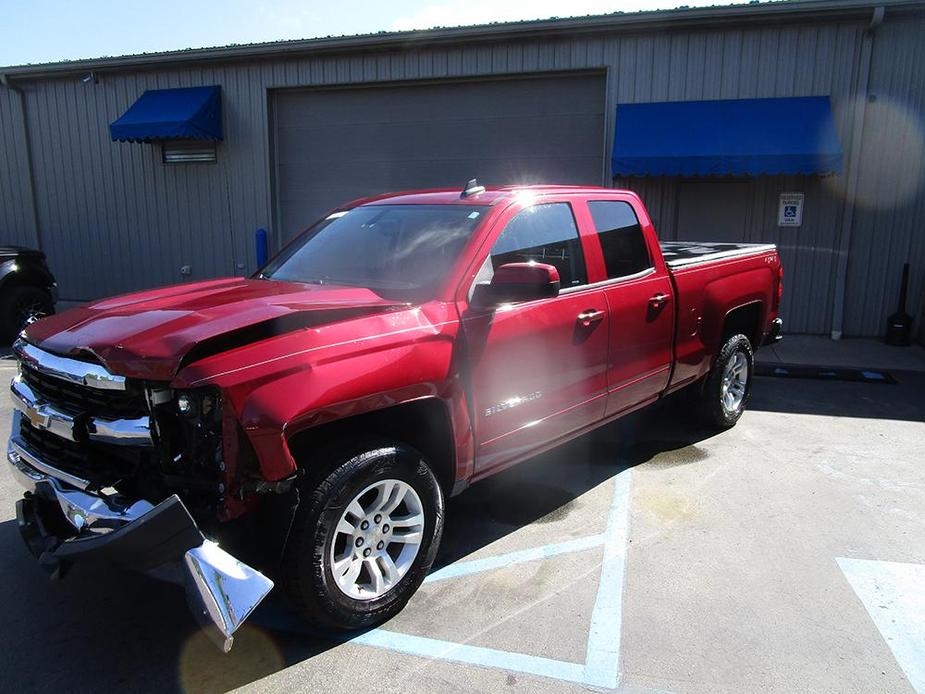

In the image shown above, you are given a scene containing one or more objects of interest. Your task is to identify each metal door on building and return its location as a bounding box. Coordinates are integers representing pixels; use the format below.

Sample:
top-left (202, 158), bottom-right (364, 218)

top-left (270, 73), bottom-right (606, 243)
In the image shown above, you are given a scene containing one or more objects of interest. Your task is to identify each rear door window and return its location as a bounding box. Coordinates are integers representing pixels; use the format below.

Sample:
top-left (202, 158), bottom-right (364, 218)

top-left (490, 203), bottom-right (587, 288)
top-left (587, 201), bottom-right (652, 279)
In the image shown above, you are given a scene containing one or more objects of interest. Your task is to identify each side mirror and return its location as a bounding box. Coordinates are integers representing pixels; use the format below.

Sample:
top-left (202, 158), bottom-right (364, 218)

top-left (472, 262), bottom-right (561, 306)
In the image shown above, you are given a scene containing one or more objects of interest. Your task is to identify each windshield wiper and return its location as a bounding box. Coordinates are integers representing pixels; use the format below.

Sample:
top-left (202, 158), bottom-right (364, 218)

top-left (257, 273), bottom-right (327, 285)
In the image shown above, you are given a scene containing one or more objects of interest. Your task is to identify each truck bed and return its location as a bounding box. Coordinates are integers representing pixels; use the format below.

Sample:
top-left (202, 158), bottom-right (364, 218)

top-left (661, 239), bottom-right (780, 393)
top-left (660, 241), bottom-right (777, 269)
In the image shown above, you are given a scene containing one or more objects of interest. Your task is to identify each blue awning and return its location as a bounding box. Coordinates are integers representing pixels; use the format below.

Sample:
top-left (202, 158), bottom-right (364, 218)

top-left (110, 86), bottom-right (222, 143)
top-left (612, 96), bottom-right (843, 177)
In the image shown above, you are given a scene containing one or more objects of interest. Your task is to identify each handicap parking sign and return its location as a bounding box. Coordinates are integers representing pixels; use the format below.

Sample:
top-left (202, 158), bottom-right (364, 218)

top-left (778, 193), bottom-right (804, 227)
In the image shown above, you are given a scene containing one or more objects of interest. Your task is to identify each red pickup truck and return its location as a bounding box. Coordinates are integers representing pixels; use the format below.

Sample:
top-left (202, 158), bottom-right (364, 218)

top-left (7, 183), bottom-right (782, 650)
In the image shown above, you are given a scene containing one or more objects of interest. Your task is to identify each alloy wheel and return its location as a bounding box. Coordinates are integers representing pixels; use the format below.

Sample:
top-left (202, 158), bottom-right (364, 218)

top-left (329, 479), bottom-right (425, 600)
top-left (721, 351), bottom-right (748, 414)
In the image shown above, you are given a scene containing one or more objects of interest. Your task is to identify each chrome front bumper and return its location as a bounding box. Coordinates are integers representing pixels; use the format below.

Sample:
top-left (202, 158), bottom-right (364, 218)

top-left (7, 412), bottom-right (273, 652)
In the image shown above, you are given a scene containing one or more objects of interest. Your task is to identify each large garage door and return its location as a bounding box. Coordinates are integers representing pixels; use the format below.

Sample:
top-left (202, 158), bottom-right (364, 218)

top-left (272, 74), bottom-right (605, 241)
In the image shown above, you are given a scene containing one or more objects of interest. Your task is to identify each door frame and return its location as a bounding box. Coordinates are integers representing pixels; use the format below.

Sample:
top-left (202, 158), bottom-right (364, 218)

top-left (455, 193), bottom-right (611, 471)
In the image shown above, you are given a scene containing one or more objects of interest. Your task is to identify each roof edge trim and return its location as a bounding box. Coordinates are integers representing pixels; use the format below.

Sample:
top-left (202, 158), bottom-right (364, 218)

top-left (2, 0), bottom-right (922, 80)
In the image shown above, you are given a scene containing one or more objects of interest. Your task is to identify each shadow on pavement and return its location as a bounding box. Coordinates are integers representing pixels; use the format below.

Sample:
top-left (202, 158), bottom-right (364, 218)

top-left (750, 368), bottom-right (925, 422)
top-left (0, 518), bottom-right (344, 693)
top-left (433, 398), bottom-right (718, 571)
top-left (0, 396), bottom-right (720, 693)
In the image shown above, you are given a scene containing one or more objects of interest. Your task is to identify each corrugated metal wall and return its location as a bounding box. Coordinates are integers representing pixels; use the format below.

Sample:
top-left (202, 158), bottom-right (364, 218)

top-left (5, 67), bottom-right (254, 300)
top-left (616, 175), bottom-right (850, 335)
top-left (0, 88), bottom-right (38, 247)
top-left (0, 9), bottom-right (922, 336)
top-left (844, 15), bottom-right (925, 336)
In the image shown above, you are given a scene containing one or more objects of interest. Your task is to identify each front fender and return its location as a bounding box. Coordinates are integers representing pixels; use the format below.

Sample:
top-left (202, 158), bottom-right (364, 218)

top-left (239, 338), bottom-right (457, 480)
top-left (172, 302), bottom-right (466, 482)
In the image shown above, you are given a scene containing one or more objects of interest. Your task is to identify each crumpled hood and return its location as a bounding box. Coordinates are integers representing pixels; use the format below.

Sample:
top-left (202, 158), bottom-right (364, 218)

top-left (24, 277), bottom-right (402, 380)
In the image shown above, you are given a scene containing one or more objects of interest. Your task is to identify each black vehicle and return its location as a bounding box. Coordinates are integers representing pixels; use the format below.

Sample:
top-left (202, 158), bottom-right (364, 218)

top-left (0, 247), bottom-right (56, 342)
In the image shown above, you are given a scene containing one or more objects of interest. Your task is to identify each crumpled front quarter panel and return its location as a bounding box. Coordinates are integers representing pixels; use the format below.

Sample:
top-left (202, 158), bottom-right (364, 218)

top-left (173, 302), bottom-right (462, 481)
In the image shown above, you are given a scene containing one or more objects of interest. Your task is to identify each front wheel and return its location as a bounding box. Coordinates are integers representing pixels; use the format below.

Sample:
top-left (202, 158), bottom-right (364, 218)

top-left (697, 333), bottom-right (754, 428)
top-left (281, 441), bottom-right (444, 630)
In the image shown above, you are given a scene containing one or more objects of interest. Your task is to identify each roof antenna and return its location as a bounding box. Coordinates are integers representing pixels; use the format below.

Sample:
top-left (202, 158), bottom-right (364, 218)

top-left (460, 178), bottom-right (485, 198)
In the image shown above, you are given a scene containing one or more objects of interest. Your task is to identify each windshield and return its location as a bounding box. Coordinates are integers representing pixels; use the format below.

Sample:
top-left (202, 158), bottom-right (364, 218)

top-left (261, 204), bottom-right (485, 302)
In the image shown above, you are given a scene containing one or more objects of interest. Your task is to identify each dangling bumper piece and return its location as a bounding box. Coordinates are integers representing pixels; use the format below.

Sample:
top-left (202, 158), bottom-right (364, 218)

top-left (8, 418), bottom-right (273, 652)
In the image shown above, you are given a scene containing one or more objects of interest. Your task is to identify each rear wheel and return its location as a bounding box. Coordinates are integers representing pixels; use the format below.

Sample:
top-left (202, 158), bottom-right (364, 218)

top-left (281, 440), bottom-right (444, 630)
top-left (0, 286), bottom-right (53, 343)
top-left (697, 333), bottom-right (753, 428)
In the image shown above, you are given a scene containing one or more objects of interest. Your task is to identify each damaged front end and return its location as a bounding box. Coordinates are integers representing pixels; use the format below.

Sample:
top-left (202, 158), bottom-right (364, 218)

top-left (6, 340), bottom-right (274, 652)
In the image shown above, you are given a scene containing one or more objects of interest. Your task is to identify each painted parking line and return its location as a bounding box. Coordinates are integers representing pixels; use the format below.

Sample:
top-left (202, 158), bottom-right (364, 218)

top-left (423, 533), bottom-right (606, 584)
top-left (358, 469), bottom-right (633, 689)
top-left (352, 629), bottom-right (589, 685)
top-left (585, 469), bottom-right (631, 687)
top-left (838, 557), bottom-right (925, 693)
top-left (255, 469), bottom-right (635, 689)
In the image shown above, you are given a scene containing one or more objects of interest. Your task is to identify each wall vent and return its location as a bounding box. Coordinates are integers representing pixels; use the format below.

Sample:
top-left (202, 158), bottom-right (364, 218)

top-left (162, 141), bottom-right (217, 164)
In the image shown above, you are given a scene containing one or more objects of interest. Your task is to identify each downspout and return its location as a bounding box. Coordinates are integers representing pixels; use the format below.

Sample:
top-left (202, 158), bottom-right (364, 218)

top-left (829, 5), bottom-right (884, 340)
top-left (0, 74), bottom-right (43, 252)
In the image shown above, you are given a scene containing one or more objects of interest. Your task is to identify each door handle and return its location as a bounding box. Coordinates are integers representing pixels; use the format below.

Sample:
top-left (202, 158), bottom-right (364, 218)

top-left (577, 309), bottom-right (605, 327)
top-left (648, 293), bottom-right (670, 309)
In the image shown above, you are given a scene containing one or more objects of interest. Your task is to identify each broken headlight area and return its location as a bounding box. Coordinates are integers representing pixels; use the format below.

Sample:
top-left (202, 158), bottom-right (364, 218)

top-left (8, 341), bottom-right (275, 651)
top-left (145, 386), bottom-right (228, 524)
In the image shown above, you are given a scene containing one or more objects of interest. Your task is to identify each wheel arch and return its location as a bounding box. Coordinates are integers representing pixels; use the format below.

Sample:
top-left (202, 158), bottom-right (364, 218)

top-left (721, 301), bottom-right (764, 351)
top-left (286, 397), bottom-right (458, 499)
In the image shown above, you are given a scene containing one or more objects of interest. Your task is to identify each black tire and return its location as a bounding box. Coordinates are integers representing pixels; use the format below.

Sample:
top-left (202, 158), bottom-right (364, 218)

top-left (0, 286), bottom-right (54, 343)
top-left (697, 333), bottom-right (754, 429)
top-left (280, 440), bottom-right (444, 631)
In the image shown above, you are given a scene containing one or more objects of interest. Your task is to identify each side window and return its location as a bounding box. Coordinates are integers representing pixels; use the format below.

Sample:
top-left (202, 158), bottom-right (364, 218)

top-left (490, 203), bottom-right (587, 288)
top-left (588, 201), bottom-right (652, 279)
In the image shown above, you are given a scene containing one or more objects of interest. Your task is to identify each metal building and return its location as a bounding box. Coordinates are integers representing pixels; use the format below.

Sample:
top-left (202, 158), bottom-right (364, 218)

top-left (1, 0), bottom-right (923, 338)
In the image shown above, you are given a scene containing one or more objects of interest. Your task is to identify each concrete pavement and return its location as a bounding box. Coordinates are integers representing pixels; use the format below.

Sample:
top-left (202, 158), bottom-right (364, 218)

top-left (0, 357), bottom-right (922, 693)
top-left (757, 334), bottom-right (925, 372)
